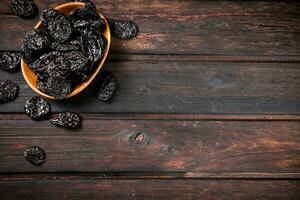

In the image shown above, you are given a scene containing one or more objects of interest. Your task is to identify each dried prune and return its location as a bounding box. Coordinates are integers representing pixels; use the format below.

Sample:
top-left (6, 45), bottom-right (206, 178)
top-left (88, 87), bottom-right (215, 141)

top-left (29, 51), bottom-right (69, 78)
top-left (46, 75), bottom-right (72, 99)
top-left (96, 71), bottom-right (117, 102)
top-left (0, 80), bottom-right (19, 103)
top-left (50, 112), bottom-right (81, 128)
top-left (0, 52), bottom-right (20, 72)
top-left (73, 18), bottom-right (106, 33)
top-left (24, 29), bottom-right (51, 51)
top-left (24, 146), bottom-right (46, 165)
top-left (81, 30), bottom-right (107, 63)
top-left (24, 96), bottom-right (51, 120)
top-left (11, 0), bottom-right (37, 18)
top-left (36, 77), bottom-right (48, 93)
top-left (49, 41), bottom-right (81, 52)
top-left (64, 51), bottom-right (89, 72)
top-left (41, 9), bottom-right (73, 43)
top-left (70, 2), bottom-right (98, 21)
top-left (110, 20), bottom-right (138, 40)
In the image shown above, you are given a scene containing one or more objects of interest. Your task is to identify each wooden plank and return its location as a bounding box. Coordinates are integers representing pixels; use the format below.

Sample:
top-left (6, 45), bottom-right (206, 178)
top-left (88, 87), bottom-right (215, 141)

top-left (0, 61), bottom-right (299, 114)
top-left (0, 119), bottom-right (299, 173)
top-left (0, 1), bottom-right (299, 55)
top-left (0, 179), bottom-right (299, 200)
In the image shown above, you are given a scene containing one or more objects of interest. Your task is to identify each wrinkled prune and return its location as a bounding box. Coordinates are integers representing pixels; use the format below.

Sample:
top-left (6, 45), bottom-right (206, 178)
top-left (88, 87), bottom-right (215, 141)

top-left (81, 30), bottom-right (107, 63)
top-left (24, 96), bottom-right (51, 120)
top-left (24, 146), bottom-right (46, 165)
top-left (64, 51), bottom-right (89, 72)
top-left (36, 77), bottom-right (48, 93)
top-left (50, 112), bottom-right (81, 128)
top-left (0, 80), bottom-right (19, 103)
top-left (46, 75), bottom-right (72, 99)
top-left (73, 18), bottom-right (106, 33)
top-left (24, 29), bottom-right (51, 51)
top-left (41, 9), bottom-right (73, 43)
top-left (49, 41), bottom-right (81, 52)
top-left (110, 20), bottom-right (138, 40)
top-left (29, 51), bottom-right (69, 78)
top-left (0, 52), bottom-right (20, 72)
top-left (97, 71), bottom-right (117, 102)
top-left (70, 2), bottom-right (98, 21)
top-left (11, 0), bottom-right (37, 18)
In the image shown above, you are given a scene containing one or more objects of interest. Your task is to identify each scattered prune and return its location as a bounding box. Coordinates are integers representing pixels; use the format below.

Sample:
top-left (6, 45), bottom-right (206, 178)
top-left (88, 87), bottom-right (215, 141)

top-left (0, 52), bottom-right (20, 72)
top-left (110, 20), bottom-right (138, 40)
top-left (24, 29), bottom-right (51, 51)
top-left (46, 75), bottom-right (72, 100)
top-left (64, 51), bottom-right (89, 72)
top-left (24, 96), bottom-right (51, 120)
top-left (81, 30), bottom-right (107, 63)
top-left (41, 9), bottom-right (73, 43)
top-left (29, 51), bottom-right (69, 78)
top-left (96, 70), bottom-right (117, 102)
top-left (50, 112), bottom-right (81, 128)
top-left (24, 146), bottom-right (46, 165)
top-left (11, 0), bottom-right (37, 18)
top-left (0, 80), bottom-right (19, 103)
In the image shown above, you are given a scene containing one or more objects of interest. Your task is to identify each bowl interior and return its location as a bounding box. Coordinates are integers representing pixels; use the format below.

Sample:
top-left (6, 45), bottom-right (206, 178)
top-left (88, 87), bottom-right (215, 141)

top-left (21, 2), bottom-right (111, 100)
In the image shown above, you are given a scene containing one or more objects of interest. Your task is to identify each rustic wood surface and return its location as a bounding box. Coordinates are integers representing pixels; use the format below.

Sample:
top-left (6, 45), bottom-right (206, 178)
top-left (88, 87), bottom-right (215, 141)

top-left (0, 0), bottom-right (299, 199)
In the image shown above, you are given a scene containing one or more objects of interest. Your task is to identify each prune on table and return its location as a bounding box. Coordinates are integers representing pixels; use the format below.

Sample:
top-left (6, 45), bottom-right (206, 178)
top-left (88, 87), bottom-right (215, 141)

top-left (46, 75), bottom-right (72, 100)
top-left (96, 70), bottom-right (117, 102)
top-left (24, 96), bottom-right (51, 120)
top-left (24, 29), bottom-right (51, 51)
top-left (0, 52), bottom-right (20, 72)
top-left (49, 41), bottom-right (81, 52)
top-left (11, 0), bottom-right (37, 18)
top-left (29, 51), bottom-right (69, 78)
top-left (41, 9), bottom-right (73, 43)
top-left (50, 112), bottom-right (81, 128)
top-left (0, 80), bottom-right (19, 103)
top-left (110, 20), bottom-right (139, 40)
top-left (81, 30), bottom-right (107, 63)
top-left (24, 146), bottom-right (46, 165)
top-left (64, 51), bottom-right (89, 72)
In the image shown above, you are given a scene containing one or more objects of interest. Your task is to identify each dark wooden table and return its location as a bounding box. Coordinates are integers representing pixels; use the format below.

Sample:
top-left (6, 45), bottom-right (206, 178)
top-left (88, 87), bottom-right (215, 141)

top-left (0, 0), bottom-right (299, 199)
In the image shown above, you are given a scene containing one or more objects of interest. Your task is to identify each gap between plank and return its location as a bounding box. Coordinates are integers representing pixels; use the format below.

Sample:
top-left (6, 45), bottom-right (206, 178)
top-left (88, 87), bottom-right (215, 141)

top-left (0, 172), bottom-right (299, 180)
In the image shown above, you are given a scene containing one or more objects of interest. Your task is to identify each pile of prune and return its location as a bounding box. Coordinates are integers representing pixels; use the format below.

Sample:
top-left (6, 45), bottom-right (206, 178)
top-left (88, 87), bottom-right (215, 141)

top-left (21, 2), bottom-right (108, 99)
top-left (0, 52), bottom-right (20, 72)
top-left (24, 146), bottom-right (46, 165)
top-left (11, 0), bottom-right (37, 18)
top-left (0, 80), bottom-right (19, 103)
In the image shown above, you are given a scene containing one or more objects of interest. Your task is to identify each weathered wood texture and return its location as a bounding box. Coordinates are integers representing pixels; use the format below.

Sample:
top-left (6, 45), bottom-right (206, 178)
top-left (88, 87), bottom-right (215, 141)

top-left (0, 1), bottom-right (299, 55)
top-left (0, 179), bottom-right (299, 200)
top-left (0, 118), bottom-right (299, 173)
top-left (0, 61), bottom-right (299, 114)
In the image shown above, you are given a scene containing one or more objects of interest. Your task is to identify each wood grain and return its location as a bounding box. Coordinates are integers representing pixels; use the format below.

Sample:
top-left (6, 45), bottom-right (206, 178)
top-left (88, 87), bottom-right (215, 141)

top-left (0, 118), bottom-right (299, 173)
top-left (0, 179), bottom-right (299, 200)
top-left (0, 1), bottom-right (299, 55)
top-left (0, 60), bottom-right (299, 114)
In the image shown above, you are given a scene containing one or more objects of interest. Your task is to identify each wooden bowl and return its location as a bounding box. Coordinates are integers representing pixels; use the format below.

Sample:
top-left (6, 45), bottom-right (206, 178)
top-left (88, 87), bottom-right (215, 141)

top-left (21, 2), bottom-right (111, 100)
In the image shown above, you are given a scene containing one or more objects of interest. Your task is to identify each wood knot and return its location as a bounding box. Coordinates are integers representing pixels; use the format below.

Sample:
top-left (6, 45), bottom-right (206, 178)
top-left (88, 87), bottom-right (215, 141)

top-left (128, 132), bottom-right (151, 146)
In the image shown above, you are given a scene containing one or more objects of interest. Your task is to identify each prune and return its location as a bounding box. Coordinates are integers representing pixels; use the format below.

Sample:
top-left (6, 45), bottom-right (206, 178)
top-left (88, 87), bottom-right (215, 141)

top-left (64, 51), bottom-right (89, 72)
top-left (49, 41), bottom-right (81, 52)
top-left (46, 75), bottom-right (72, 99)
top-left (36, 77), bottom-right (48, 93)
top-left (50, 112), bottom-right (81, 128)
top-left (73, 18), bottom-right (106, 33)
top-left (24, 146), bottom-right (46, 165)
top-left (24, 96), bottom-right (51, 120)
top-left (81, 30), bottom-right (107, 63)
top-left (0, 80), bottom-right (19, 103)
top-left (41, 9), bottom-right (73, 43)
top-left (0, 52), bottom-right (20, 72)
top-left (29, 51), bottom-right (69, 78)
top-left (24, 29), bottom-right (51, 51)
top-left (96, 71), bottom-right (117, 102)
top-left (110, 20), bottom-right (138, 40)
top-left (11, 0), bottom-right (37, 18)
top-left (70, 2), bottom-right (98, 21)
